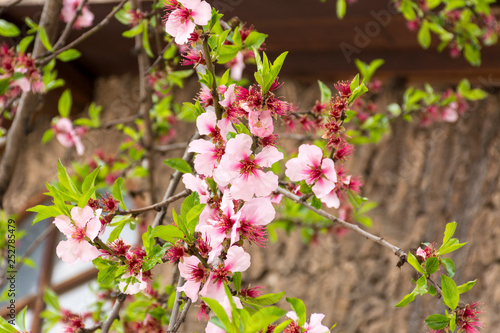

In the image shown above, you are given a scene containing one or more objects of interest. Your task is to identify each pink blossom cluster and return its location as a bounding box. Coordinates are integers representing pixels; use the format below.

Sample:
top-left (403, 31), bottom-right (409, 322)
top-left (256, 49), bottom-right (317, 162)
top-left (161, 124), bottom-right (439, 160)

top-left (285, 311), bottom-right (330, 333)
top-left (61, 0), bottom-right (94, 29)
top-left (0, 43), bottom-right (44, 109)
top-left (164, 0), bottom-right (212, 45)
top-left (420, 90), bottom-right (468, 126)
top-left (52, 117), bottom-right (86, 155)
top-left (87, 149), bottom-right (125, 185)
top-left (60, 308), bottom-right (93, 332)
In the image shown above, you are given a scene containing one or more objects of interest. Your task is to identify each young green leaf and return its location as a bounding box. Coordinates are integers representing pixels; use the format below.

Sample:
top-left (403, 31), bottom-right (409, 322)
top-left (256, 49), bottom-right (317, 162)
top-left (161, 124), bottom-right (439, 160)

top-left (457, 280), bottom-right (476, 294)
top-left (203, 297), bottom-right (233, 331)
top-left (286, 297), bottom-right (306, 326)
top-left (44, 288), bottom-right (60, 311)
top-left (244, 307), bottom-right (287, 333)
top-left (442, 221), bottom-right (457, 245)
top-left (38, 26), bottom-right (54, 51)
top-left (57, 49), bottom-right (82, 62)
top-left (418, 20), bottom-right (431, 49)
top-left (57, 159), bottom-right (80, 195)
top-left (441, 275), bottom-right (459, 310)
top-left (408, 252), bottom-right (425, 274)
top-left (395, 292), bottom-right (416, 307)
top-left (425, 314), bottom-right (450, 330)
top-left (0, 19), bottom-right (20, 37)
top-left (112, 177), bottom-right (127, 210)
top-left (58, 89), bottom-right (72, 118)
top-left (424, 257), bottom-right (439, 275)
top-left (164, 158), bottom-right (193, 174)
top-left (317, 80), bottom-right (331, 104)
top-left (151, 225), bottom-right (186, 243)
top-left (15, 306), bottom-right (28, 331)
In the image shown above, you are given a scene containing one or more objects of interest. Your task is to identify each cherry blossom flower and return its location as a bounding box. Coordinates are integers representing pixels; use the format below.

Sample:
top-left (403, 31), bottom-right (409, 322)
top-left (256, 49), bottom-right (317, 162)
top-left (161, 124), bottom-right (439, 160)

top-left (182, 173), bottom-right (210, 203)
top-left (53, 118), bottom-right (85, 155)
top-left (61, 0), bottom-right (94, 29)
top-left (286, 311), bottom-right (330, 333)
top-left (213, 134), bottom-right (283, 201)
top-left (285, 144), bottom-right (338, 207)
top-left (178, 255), bottom-right (209, 302)
top-left (231, 197), bottom-right (275, 246)
top-left (165, 0), bottom-right (212, 44)
top-left (53, 206), bottom-right (102, 264)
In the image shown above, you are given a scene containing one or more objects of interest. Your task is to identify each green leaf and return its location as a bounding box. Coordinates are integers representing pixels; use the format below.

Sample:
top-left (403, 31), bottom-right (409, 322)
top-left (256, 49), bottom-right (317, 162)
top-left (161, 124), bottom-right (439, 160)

top-left (108, 220), bottom-right (127, 242)
top-left (424, 257), bottom-right (439, 275)
top-left (122, 22), bottom-right (143, 37)
top-left (98, 265), bottom-right (119, 286)
top-left (112, 177), bottom-right (127, 210)
top-left (203, 297), bottom-right (233, 331)
top-left (16, 306), bottom-right (28, 331)
top-left (286, 297), bottom-right (306, 326)
top-left (387, 103), bottom-right (402, 117)
top-left (395, 292), bottom-right (416, 307)
top-left (317, 80), bottom-right (331, 103)
top-left (164, 158), bottom-right (192, 174)
top-left (441, 275), bottom-right (459, 310)
top-left (0, 19), bottom-right (20, 37)
top-left (273, 319), bottom-right (293, 333)
top-left (336, 0), bottom-right (347, 19)
top-left (442, 221), bottom-right (457, 245)
top-left (18, 36), bottom-right (35, 53)
top-left (418, 20), bottom-right (431, 49)
top-left (248, 292), bottom-right (286, 306)
top-left (186, 204), bottom-right (205, 234)
top-left (457, 280), bottom-right (476, 294)
top-left (81, 166), bottom-right (101, 193)
top-left (425, 314), bottom-right (450, 330)
top-left (0, 317), bottom-right (18, 333)
top-left (57, 159), bottom-right (80, 195)
top-left (233, 272), bottom-right (242, 291)
top-left (38, 26), bottom-right (53, 51)
top-left (181, 192), bottom-right (200, 218)
top-left (245, 307), bottom-right (287, 333)
top-left (57, 49), bottom-right (82, 62)
top-left (78, 186), bottom-right (97, 208)
top-left (151, 225), bottom-right (185, 243)
top-left (441, 258), bottom-right (455, 277)
top-left (58, 89), bottom-right (72, 118)
top-left (244, 31), bottom-right (267, 49)
top-left (218, 44), bottom-right (240, 64)
top-left (464, 43), bottom-right (481, 66)
top-left (42, 129), bottom-right (54, 143)
top-left (44, 288), bottom-right (60, 311)
top-left (142, 22), bottom-right (154, 58)
top-left (408, 252), bottom-right (425, 274)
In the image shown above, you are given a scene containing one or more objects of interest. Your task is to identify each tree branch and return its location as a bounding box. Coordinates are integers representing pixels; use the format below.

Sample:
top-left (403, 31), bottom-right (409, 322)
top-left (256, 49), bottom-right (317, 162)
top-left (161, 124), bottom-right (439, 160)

top-left (100, 293), bottom-right (127, 333)
top-left (0, 0), bottom-right (62, 209)
top-left (109, 189), bottom-right (190, 218)
top-left (167, 274), bottom-right (185, 333)
top-left (275, 187), bottom-right (408, 262)
top-left (36, 0), bottom-right (128, 65)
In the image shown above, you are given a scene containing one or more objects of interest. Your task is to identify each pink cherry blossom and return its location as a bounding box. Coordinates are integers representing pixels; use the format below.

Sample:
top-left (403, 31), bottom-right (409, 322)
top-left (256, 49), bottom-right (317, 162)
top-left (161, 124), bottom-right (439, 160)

top-left (196, 108), bottom-right (234, 141)
top-left (286, 311), bottom-right (330, 333)
top-left (165, 0), bottom-right (212, 44)
top-left (213, 134), bottom-right (283, 201)
top-left (189, 139), bottom-right (224, 177)
top-left (231, 197), bottom-right (275, 245)
top-left (178, 255), bottom-right (209, 302)
top-left (182, 173), bottom-right (209, 203)
top-left (61, 0), bottom-right (94, 29)
top-left (53, 206), bottom-right (102, 265)
top-left (248, 109), bottom-right (274, 137)
top-left (53, 118), bottom-right (85, 155)
top-left (285, 144), bottom-right (337, 204)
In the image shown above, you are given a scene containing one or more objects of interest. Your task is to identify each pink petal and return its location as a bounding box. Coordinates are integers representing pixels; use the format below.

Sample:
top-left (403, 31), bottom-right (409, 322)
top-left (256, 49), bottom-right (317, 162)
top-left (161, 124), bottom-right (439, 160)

top-left (320, 158), bottom-right (337, 183)
top-left (196, 110), bottom-right (217, 135)
top-left (307, 313), bottom-right (329, 333)
top-left (85, 217), bottom-right (101, 240)
top-left (224, 246), bottom-right (250, 273)
top-left (56, 240), bottom-right (80, 265)
top-left (76, 240), bottom-right (102, 262)
top-left (318, 189), bottom-right (340, 209)
top-left (255, 146), bottom-right (283, 168)
top-left (312, 178), bottom-right (336, 199)
top-left (178, 280), bottom-right (201, 302)
top-left (71, 206), bottom-right (94, 229)
top-left (299, 144), bottom-right (323, 168)
top-left (285, 157), bottom-right (308, 182)
top-left (249, 110), bottom-right (274, 137)
top-left (238, 197), bottom-right (275, 226)
top-left (53, 215), bottom-right (74, 237)
top-left (217, 117), bottom-right (235, 142)
top-left (230, 52), bottom-right (245, 81)
top-left (219, 84), bottom-right (236, 108)
top-left (191, 0), bottom-right (212, 25)
top-left (224, 134), bottom-right (252, 159)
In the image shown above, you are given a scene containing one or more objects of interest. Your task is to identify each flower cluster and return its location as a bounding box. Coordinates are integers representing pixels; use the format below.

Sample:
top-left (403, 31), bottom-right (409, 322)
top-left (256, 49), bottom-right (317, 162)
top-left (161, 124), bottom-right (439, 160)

top-left (420, 90), bottom-right (468, 126)
top-left (61, 0), bottom-right (94, 29)
top-left (164, 0), bottom-right (212, 45)
top-left (0, 43), bottom-right (44, 109)
top-left (52, 117), bottom-right (86, 155)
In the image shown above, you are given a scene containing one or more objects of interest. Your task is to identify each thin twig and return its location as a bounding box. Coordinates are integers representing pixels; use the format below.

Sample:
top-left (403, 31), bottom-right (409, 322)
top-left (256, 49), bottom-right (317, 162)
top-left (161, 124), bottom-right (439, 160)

top-left (100, 293), bottom-right (127, 333)
top-left (171, 298), bottom-right (192, 333)
top-left (200, 30), bottom-right (223, 120)
top-left (275, 187), bottom-right (408, 262)
top-left (109, 189), bottom-right (190, 218)
top-left (145, 40), bottom-right (174, 75)
top-left (36, 0), bottom-right (128, 65)
top-left (52, 0), bottom-right (89, 50)
top-left (100, 114), bottom-right (140, 129)
top-left (167, 274), bottom-right (185, 333)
